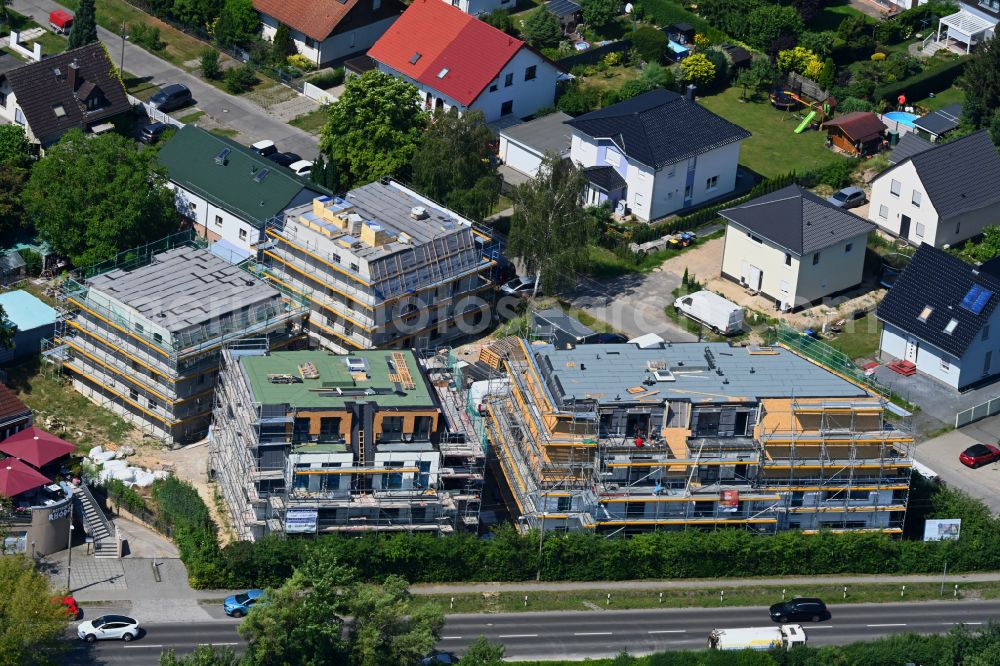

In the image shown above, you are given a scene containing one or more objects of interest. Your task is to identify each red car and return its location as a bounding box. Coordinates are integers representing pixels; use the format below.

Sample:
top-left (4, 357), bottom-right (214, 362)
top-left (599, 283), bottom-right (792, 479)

top-left (959, 443), bottom-right (1000, 469)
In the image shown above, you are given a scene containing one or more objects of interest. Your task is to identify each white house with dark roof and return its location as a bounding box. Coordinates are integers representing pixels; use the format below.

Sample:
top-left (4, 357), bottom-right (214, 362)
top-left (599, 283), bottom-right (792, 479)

top-left (566, 88), bottom-right (751, 222)
top-left (720, 185), bottom-right (875, 311)
top-left (868, 130), bottom-right (1000, 248)
top-left (497, 111), bottom-right (573, 185)
top-left (877, 244), bottom-right (1000, 390)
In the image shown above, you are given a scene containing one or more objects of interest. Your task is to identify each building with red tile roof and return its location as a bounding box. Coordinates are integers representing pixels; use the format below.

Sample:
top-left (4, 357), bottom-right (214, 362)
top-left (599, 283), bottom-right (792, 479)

top-left (0, 383), bottom-right (31, 443)
top-left (368, 0), bottom-right (562, 122)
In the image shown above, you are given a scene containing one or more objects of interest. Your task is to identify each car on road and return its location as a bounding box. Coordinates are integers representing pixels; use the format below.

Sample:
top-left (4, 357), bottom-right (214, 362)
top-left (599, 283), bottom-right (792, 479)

top-left (500, 276), bottom-right (540, 297)
top-left (289, 159), bottom-right (313, 177)
top-left (77, 615), bottom-right (140, 642)
top-left (826, 186), bottom-right (866, 209)
top-left (419, 651), bottom-right (457, 665)
top-left (149, 84), bottom-right (192, 112)
top-left (267, 151), bottom-right (300, 167)
top-left (224, 589), bottom-right (267, 617)
top-left (959, 443), bottom-right (1000, 468)
top-left (139, 122), bottom-right (168, 144)
top-left (769, 597), bottom-right (830, 623)
top-left (250, 140), bottom-right (277, 157)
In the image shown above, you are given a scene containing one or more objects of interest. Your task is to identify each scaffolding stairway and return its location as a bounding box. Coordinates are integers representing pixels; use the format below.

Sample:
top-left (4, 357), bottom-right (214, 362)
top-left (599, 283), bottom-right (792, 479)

top-left (72, 483), bottom-right (119, 559)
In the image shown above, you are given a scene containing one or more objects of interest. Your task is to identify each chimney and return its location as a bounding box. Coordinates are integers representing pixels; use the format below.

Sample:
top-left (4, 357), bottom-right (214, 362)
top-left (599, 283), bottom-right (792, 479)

top-left (685, 84), bottom-right (696, 102)
top-left (68, 61), bottom-right (79, 91)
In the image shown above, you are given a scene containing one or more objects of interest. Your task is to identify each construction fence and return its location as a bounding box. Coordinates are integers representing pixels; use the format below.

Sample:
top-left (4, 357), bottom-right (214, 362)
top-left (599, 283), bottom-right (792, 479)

top-left (777, 326), bottom-right (897, 401)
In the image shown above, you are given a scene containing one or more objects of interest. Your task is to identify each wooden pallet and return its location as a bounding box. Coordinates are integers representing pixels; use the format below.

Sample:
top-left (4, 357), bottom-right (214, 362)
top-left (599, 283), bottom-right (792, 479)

top-left (391, 351), bottom-right (417, 390)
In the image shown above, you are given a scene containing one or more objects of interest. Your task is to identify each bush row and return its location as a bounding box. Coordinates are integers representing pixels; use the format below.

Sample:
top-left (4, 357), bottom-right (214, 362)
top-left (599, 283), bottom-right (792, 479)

top-left (874, 56), bottom-right (968, 102)
top-left (634, 0), bottom-right (728, 44)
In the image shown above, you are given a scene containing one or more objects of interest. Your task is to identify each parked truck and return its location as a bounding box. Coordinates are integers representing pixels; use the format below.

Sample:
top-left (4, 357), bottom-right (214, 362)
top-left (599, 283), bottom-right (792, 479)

top-left (707, 625), bottom-right (807, 651)
top-left (49, 9), bottom-right (74, 34)
top-left (673, 290), bottom-right (743, 335)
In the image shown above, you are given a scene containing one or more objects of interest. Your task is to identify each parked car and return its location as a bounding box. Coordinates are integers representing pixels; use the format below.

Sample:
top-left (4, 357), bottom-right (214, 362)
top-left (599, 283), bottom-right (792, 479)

top-left (250, 140), bottom-right (277, 157)
top-left (419, 651), bottom-right (457, 665)
top-left (49, 9), bottom-right (73, 34)
top-left (289, 160), bottom-right (313, 177)
top-left (769, 597), bottom-right (830, 623)
top-left (267, 152), bottom-right (300, 167)
top-left (139, 122), bottom-right (168, 144)
top-left (674, 290), bottom-right (744, 335)
top-left (826, 186), bottom-right (866, 209)
top-left (54, 595), bottom-right (79, 619)
top-left (77, 615), bottom-right (140, 642)
top-left (500, 276), bottom-right (539, 297)
top-left (959, 443), bottom-right (1000, 468)
top-left (224, 589), bottom-right (267, 617)
top-left (148, 84), bottom-right (192, 112)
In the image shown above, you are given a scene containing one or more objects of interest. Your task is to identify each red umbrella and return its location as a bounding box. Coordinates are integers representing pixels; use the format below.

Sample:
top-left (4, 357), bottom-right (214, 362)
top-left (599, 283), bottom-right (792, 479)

top-left (0, 457), bottom-right (53, 497)
top-left (0, 427), bottom-right (77, 468)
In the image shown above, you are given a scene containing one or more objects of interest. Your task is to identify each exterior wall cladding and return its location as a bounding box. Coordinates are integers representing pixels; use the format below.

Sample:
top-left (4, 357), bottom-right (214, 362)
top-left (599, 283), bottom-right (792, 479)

top-left (480, 338), bottom-right (914, 536)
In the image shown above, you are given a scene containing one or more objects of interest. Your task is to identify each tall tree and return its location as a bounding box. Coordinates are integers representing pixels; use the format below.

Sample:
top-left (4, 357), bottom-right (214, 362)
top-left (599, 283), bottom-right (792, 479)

top-left (345, 575), bottom-right (444, 666)
top-left (68, 0), bottom-right (98, 49)
top-left (962, 37), bottom-right (1000, 129)
top-left (270, 22), bottom-right (295, 63)
top-left (0, 556), bottom-right (70, 666)
top-left (320, 70), bottom-right (426, 188)
top-left (745, 5), bottom-right (804, 52)
top-left (0, 125), bottom-right (31, 240)
top-left (507, 155), bottom-right (590, 296)
top-left (580, 0), bottom-right (620, 32)
top-left (23, 130), bottom-right (177, 267)
top-left (0, 125), bottom-right (29, 168)
top-left (214, 0), bottom-right (259, 48)
top-left (410, 109), bottom-right (501, 221)
top-left (458, 637), bottom-right (506, 665)
top-left (521, 8), bottom-right (562, 49)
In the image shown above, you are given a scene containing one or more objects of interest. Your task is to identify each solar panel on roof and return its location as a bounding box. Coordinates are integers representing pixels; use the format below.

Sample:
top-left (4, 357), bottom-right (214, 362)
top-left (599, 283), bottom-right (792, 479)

top-left (960, 284), bottom-right (993, 314)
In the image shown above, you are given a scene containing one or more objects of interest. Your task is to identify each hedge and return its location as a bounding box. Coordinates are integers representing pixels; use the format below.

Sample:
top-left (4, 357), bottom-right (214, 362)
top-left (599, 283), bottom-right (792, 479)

top-left (634, 0), bottom-right (728, 43)
top-left (874, 56), bottom-right (968, 102)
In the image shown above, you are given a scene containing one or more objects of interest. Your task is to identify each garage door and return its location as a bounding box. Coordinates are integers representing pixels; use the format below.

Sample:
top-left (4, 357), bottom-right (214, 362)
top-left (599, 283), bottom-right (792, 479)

top-left (502, 141), bottom-right (543, 178)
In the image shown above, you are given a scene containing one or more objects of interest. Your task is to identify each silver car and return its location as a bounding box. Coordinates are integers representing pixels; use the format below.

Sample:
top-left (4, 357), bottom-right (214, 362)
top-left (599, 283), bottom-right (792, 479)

top-left (77, 615), bottom-right (140, 642)
top-left (826, 186), bottom-right (866, 209)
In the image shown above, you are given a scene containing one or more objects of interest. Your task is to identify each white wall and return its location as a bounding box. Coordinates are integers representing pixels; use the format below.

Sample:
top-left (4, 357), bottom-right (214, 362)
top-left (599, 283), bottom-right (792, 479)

top-left (793, 232), bottom-right (869, 305)
top-left (721, 223), bottom-right (800, 307)
top-left (500, 136), bottom-right (543, 176)
top-left (168, 183), bottom-right (262, 255)
top-left (880, 322), bottom-right (961, 388)
top-left (469, 48), bottom-right (560, 122)
top-left (261, 14), bottom-right (397, 66)
top-left (869, 162), bottom-right (942, 245)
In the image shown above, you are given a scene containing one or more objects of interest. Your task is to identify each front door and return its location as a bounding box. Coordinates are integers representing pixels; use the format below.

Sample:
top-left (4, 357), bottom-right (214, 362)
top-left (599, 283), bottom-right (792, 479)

top-left (904, 336), bottom-right (919, 362)
top-left (900, 215), bottom-right (911, 240)
top-left (748, 265), bottom-right (762, 291)
top-left (985, 351), bottom-right (993, 377)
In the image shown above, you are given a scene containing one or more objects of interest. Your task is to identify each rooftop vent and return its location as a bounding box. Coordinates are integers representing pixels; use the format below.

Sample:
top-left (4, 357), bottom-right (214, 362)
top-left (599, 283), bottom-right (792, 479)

top-left (346, 357), bottom-right (367, 373)
top-left (215, 148), bottom-right (231, 165)
top-left (653, 369), bottom-right (676, 382)
top-left (253, 168), bottom-right (270, 183)
top-left (410, 206), bottom-right (429, 220)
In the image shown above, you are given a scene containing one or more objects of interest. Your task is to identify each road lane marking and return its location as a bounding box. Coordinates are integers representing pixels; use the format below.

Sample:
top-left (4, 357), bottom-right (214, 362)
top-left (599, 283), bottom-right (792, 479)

top-left (213, 642), bottom-right (239, 646)
top-left (867, 623), bottom-right (907, 627)
top-left (574, 632), bottom-right (613, 636)
top-left (807, 625), bottom-right (834, 629)
top-left (942, 622), bottom-right (982, 626)
top-left (499, 634), bottom-right (538, 638)
top-left (124, 644), bottom-right (163, 648)
top-left (648, 630), bottom-right (686, 634)
top-left (441, 636), bottom-right (463, 640)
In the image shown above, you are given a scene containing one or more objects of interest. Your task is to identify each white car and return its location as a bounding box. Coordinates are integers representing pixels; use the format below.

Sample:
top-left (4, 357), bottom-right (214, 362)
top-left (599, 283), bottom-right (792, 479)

top-left (249, 140), bottom-right (277, 157)
top-left (289, 159), bottom-right (313, 177)
top-left (77, 615), bottom-right (140, 642)
top-left (500, 276), bottom-right (540, 297)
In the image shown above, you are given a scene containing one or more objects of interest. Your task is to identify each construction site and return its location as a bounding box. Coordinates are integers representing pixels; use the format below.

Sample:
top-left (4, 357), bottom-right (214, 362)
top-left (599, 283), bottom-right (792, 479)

top-left (42, 232), bottom-right (309, 445)
top-left (210, 344), bottom-right (484, 540)
top-left (258, 180), bottom-right (499, 353)
top-left (475, 337), bottom-right (914, 536)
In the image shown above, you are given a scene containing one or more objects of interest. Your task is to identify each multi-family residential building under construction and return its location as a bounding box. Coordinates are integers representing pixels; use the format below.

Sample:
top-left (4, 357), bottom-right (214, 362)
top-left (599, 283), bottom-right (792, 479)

top-left (258, 179), bottom-right (498, 354)
top-left (42, 233), bottom-right (308, 445)
top-left (477, 337), bottom-right (914, 535)
top-left (210, 345), bottom-right (484, 540)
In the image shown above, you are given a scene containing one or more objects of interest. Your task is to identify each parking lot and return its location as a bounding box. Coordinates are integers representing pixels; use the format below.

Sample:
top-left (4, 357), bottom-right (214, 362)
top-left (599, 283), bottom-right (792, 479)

top-left (914, 418), bottom-right (1000, 514)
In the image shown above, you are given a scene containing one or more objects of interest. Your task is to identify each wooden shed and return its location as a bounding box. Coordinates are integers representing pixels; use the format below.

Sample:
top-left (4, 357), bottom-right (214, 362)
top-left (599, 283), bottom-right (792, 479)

top-left (823, 112), bottom-right (886, 157)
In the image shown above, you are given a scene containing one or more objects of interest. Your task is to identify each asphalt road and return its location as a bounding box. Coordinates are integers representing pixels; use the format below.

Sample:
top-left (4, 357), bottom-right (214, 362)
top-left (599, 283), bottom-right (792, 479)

top-left (65, 600), bottom-right (1000, 664)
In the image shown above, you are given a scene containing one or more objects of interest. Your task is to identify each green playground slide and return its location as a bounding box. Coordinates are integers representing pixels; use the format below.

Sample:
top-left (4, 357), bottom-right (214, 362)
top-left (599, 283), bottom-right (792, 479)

top-left (794, 110), bottom-right (817, 134)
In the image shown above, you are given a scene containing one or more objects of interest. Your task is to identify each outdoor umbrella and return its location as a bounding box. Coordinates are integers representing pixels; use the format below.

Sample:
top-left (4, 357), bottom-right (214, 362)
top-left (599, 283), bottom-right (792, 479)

top-left (0, 457), bottom-right (53, 498)
top-left (0, 426), bottom-right (77, 469)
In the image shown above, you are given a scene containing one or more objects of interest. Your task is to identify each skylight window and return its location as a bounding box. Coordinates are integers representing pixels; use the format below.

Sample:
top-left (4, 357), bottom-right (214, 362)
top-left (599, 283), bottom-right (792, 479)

top-left (53, 104), bottom-right (66, 117)
top-left (918, 306), bottom-right (933, 322)
top-left (409, 52), bottom-right (421, 65)
top-left (959, 284), bottom-right (993, 315)
top-left (437, 68), bottom-right (449, 78)
top-left (944, 319), bottom-right (959, 335)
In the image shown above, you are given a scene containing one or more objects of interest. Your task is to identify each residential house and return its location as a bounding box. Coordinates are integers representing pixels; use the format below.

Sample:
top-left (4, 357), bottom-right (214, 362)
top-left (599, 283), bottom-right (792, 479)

top-left (822, 112), bottom-right (886, 157)
top-left (254, 0), bottom-right (404, 67)
top-left (887, 132), bottom-right (932, 165)
top-left (566, 88), bottom-right (751, 222)
top-left (877, 244), bottom-right (1000, 390)
top-left (0, 43), bottom-right (131, 147)
top-left (867, 130), bottom-right (1000, 248)
top-left (0, 384), bottom-right (32, 443)
top-left (157, 126), bottom-right (328, 259)
top-left (719, 185), bottom-right (875, 311)
top-left (368, 0), bottom-right (562, 122)
top-left (480, 337), bottom-right (913, 534)
top-left (497, 111), bottom-right (573, 187)
top-left (0, 291), bottom-right (58, 365)
top-left (446, 0), bottom-right (511, 15)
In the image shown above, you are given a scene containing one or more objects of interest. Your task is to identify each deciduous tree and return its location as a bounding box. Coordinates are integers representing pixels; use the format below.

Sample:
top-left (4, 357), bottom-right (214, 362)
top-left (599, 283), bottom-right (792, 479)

top-left (67, 0), bottom-right (97, 49)
top-left (0, 556), bottom-right (69, 666)
top-left (629, 25), bottom-right (666, 63)
top-left (680, 52), bottom-right (716, 87)
top-left (580, 0), bottom-right (620, 32)
top-left (345, 575), bottom-right (444, 666)
top-left (508, 155), bottom-right (591, 296)
top-left (745, 5), bottom-right (804, 52)
top-left (962, 37), bottom-right (1000, 129)
top-left (320, 70), bottom-right (426, 188)
top-left (214, 0), bottom-right (259, 48)
top-left (521, 8), bottom-right (562, 49)
top-left (459, 637), bottom-right (506, 665)
top-left (23, 130), bottom-right (177, 267)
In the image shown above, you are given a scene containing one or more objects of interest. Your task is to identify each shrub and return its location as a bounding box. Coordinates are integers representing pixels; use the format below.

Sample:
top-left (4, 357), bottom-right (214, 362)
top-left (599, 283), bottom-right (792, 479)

top-left (874, 56), bottom-right (968, 102)
top-left (200, 49), bottom-right (220, 80)
top-left (224, 63), bottom-right (258, 94)
top-left (636, 0), bottom-right (727, 43)
top-left (680, 52), bottom-right (716, 86)
top-left (21, 249), bottom-right (42, 276)
top-left (104, 479), bottom-right (147, 515)
top-left (307, 67), bottom-right (345, 89)
top-left (287, 54), bottom-right (313, 71)
top-left (129, 22), bottom-right (163, 51)
top-left (871, 52), bottom-right (887, 61)
top-left (836, 96), bottom-right (875, 114)
top-left (556, 80), bottom-right (601, 115)
top-left (629, 25), bottom-right (667, 63)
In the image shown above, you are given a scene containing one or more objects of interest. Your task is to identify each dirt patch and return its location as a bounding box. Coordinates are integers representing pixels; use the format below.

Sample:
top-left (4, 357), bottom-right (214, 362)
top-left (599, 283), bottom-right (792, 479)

top-left (244, 83), bottom-right (299, 110)
top-left (659, 235), bottom-right (725, 284)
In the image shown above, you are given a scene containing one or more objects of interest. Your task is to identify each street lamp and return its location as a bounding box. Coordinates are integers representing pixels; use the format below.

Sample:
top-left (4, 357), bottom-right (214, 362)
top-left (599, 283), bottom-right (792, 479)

top-left (65, 499), bottom-right (74, 592)
top-left (120, 20), bottom-right (128, 75)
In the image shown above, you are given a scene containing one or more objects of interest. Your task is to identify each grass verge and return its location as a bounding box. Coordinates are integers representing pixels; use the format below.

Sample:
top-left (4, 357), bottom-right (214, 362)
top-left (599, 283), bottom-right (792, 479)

top-left (824, 311), bottom-right (882, 361)
top-left (288, 107), bottom-right (329, 134)
top-left (176, 110), bottom-right (205, 124)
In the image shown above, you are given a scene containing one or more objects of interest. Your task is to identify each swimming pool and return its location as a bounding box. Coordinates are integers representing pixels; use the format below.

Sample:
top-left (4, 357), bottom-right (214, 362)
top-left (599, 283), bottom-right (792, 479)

top-left (884, 111), bottom-right (919, 127)
top-left (667, 40), bottom-right (690, 57)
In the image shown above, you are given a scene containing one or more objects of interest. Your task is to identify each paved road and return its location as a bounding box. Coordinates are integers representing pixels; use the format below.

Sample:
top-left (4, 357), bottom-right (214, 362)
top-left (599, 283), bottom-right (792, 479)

top-left (66, 600), bottom-right (1000, 663)
top-left (11, 0), bottom-right (320, 158)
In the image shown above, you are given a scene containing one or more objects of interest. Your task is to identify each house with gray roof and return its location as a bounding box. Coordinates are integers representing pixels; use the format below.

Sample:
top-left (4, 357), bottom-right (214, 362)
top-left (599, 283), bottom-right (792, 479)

top-left (497, 111), bottom-right (573, 187)
top-left (720, 184), bottom-right (875, 311)
top-left (888, 132), bottom-right (933, 165)
top-left (867, 129), bottom-right (1000, 248)
top-left (566, 88), bottom-right (750, 221)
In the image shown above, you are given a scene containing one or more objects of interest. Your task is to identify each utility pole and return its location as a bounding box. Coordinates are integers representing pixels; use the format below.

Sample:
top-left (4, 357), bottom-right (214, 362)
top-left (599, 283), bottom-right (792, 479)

top-left (120, 20), bottom-right (127, 74)
top-left (65, 499), bottom-right (74, 592)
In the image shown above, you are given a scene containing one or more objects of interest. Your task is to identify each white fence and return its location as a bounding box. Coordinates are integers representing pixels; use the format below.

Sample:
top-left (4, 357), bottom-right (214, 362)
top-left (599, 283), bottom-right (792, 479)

top-left (8, 31), bottom-right (42, 62)
top-left (956, 396), bottom-right (1000, 428)
top-left (303, 82), bottom-right (337, 105)
top-left (128, 94), bottom-right (185, 128)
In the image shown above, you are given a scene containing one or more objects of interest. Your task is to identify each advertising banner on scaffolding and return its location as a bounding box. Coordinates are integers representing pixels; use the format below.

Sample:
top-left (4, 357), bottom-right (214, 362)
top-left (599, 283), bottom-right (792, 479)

top-left (720, 489), bottom-right (740, 512)
top-left (923, 518), bottom-right (961, 541)
top-left (285, 508), bottom-right (319, 534)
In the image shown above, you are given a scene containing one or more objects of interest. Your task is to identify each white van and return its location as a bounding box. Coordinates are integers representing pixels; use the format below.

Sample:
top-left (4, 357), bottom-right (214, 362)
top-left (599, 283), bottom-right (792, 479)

top-left (673, 290), bottom-right (743, 335)
top-left (707, 625), bottom-right (807, 651)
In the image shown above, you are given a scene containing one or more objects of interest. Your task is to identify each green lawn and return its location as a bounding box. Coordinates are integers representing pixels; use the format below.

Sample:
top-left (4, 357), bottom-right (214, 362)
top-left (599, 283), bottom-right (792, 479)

top-left (585, 230), bottom-right (725, 279)
top-left (698, 87), bottom-right (846, 178)
top-left (288, 108), bottom-right (329, 134)
top-left (210, 127), bottom-right (240, 139)
top-left (29, 31), bottom-right (68, 55)
top-left (916, 86), bottom-right (966, 111)
top-left (809, 0), bottom-right (875, 31)
top-left (177, 110), bottom-right (205, 124)
top-left (825, 312), bottom-right (882, 361)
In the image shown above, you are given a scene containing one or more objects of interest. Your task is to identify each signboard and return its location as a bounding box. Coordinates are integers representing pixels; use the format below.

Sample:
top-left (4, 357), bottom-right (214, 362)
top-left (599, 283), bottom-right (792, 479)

top-left (285, 509), bottom-right (318, 534)
top-left (48, 504), bottom-right (72, 522)
top-left (923, 518), bottom-right (961, 541)
top-left (720, 489), bottom-right (740, 512)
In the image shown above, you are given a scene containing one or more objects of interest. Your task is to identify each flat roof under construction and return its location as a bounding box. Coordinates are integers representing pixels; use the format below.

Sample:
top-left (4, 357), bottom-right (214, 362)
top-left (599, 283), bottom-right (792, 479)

top-left (241, 350), bottom-right (436, 409)
top-left (532, 342), bottom-right (869, 405)
top-left (86, 246), bottom-right (282, 334)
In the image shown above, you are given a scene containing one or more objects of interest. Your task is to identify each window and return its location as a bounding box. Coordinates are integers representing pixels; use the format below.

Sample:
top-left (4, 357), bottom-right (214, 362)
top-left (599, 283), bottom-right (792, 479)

top-left (784, 252), bottom-right (792, 266)
top-left (153, 332), bottom-right (163, 344)
top-left (890, 179), bottom-right (901, 196)
top-left (214, 215), bottom-right (222, 227)
top-left (911, 190), bottom-right (922, 207)
top-left (129, 388), bottom-right (139, 401)
top-left (706, 175), bottom-right (719, 191)
top-left (748, 233), bottom-right (763, 244)
top-left (134, 322), bottom-right (144, 333)
top-left (524, 65), bottom-right (536, 81)
top-left (189, 202), bottom-right (197, 211)
top-left (941, 358), bottom-right (951, 372)
top-left (684, 184), bottom-right (692, 198)
top-left (879, 204), bottom-right (888, 219)
top-left (304, 36), bottom-right (318, 49)
top-left (918, 305), bottom-right (933, 322)
top-left (500, 100), bottom-right (513, 116)
top-left (956, 222), bottom-right (961, 235)
top-left (350, 262), bottom-right (359, 272)
top-left (984, 325), bottom-right (990, 341)
top-left (845, 242), bottom-right (853, 254)
top-left (944, 318), bottom-right (958, 334)
top-left (148, 398), bottom-right (158, 410)
top-left (489, 80), bottom-right (498, 92)
top-left (915, 222), bottom-right (925, 238)
top-left (504, 73), bottom-right (513, 87)
top-left (812, 252), bottom-right (821, 266)
top-left (239, 228), bottom-right (247, 240)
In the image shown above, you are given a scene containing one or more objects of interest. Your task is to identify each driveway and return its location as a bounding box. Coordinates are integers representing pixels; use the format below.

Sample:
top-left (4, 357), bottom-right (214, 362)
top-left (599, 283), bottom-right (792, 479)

top-left (913, 427), bottom-right (1000, 514)
top-left (12, 0), bottom-right (320, 158)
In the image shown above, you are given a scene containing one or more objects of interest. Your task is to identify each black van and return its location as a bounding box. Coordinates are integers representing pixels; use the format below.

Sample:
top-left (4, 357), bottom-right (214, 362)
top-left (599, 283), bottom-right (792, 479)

top-left (149, 84), bottom-right (192, 112)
